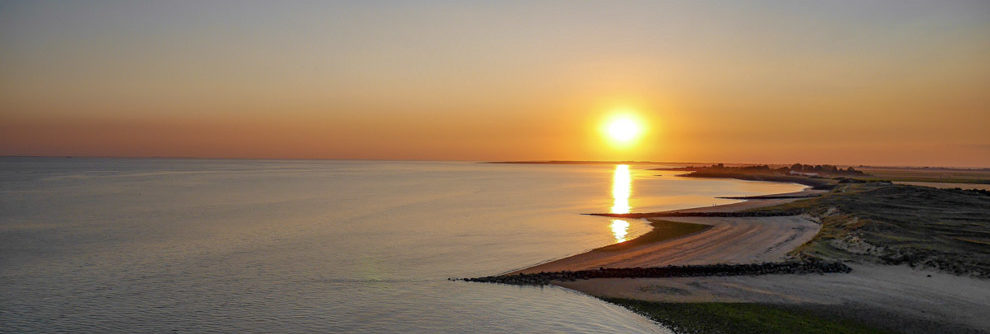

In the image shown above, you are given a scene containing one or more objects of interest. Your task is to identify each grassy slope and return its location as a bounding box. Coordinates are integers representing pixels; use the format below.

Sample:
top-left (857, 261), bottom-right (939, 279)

top-left (746, 182), bottom-right (990, 277)
top-left (606, 299), bottom-right (890, 334)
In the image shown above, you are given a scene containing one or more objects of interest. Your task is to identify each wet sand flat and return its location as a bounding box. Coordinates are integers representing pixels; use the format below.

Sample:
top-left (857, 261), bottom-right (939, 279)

top-left (557, 264), bottom-right (990, 333)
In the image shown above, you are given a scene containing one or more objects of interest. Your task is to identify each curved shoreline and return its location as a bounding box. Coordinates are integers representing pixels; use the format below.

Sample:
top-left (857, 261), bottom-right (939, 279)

top-left (511, 215), bottom-right (821, 274)
top-left (467, 174), bottom-right (990, 333)
top-left (528, 179), bottom-right (990, 333)
top-left (511, 185), bottom-right (822, 275)
top-left (463, 166), bottom-right (990, 333)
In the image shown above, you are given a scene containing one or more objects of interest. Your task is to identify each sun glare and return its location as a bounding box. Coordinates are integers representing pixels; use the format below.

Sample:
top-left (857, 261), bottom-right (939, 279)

top-left (605, 116), bottom-right (642, 146)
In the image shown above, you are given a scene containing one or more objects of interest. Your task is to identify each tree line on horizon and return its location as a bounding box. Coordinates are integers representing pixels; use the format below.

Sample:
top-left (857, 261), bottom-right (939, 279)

top-left (704, 163), bottom-right (866, 176)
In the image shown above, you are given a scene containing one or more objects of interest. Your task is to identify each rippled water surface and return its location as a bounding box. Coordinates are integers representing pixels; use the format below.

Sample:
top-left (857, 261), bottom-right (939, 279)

top-left (0, 158), bottom-right (804, 333)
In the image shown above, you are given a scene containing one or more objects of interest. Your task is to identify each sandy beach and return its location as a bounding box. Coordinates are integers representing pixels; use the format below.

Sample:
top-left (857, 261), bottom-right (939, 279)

top-left (515, 188), bottom-right (824, 274)
top-left (514, 215), bottom-right (819, 274)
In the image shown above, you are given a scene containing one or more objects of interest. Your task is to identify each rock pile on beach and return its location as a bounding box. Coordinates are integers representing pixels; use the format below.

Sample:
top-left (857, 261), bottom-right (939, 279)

top-left (459, 260), bottom-right (852, 286)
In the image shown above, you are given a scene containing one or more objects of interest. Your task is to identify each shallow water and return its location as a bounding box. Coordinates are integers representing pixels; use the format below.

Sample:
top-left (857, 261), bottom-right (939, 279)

top-left (0, 158), bottom-right (803, 333)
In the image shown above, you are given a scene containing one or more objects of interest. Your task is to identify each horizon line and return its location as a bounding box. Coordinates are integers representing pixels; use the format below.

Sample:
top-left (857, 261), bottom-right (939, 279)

top-left (3, 155), bottom-right (988, 170)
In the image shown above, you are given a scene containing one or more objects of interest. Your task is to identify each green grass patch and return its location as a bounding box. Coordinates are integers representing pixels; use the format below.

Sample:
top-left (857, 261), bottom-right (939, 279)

top-left (604, 299), bottom-right (890, 334)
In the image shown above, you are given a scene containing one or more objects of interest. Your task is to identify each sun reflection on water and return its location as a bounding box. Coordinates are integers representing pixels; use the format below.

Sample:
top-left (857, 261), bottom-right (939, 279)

top-left (610, 220), bottom-right (630, 242)
top-left (610, 164), bottom-right (632, 242)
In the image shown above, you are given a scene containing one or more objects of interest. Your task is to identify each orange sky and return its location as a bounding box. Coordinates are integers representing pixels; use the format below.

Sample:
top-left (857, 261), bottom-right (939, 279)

top-left (2, 1), bottom-right (989, 167)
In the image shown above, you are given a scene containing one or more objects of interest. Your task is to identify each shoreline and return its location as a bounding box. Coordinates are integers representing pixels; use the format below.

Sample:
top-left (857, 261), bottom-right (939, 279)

top-left (467, 171), bottom-right (990, 333)
top-left (511, 214), bottom-right (821, 274)
top-left (510, 176), bottom-right (820, 274)
top-left (586, 188), bottom-right (826, 218)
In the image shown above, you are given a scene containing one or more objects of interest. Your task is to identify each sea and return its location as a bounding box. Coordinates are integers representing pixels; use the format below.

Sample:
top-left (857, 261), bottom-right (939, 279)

top-left (0, 158), bottom-right (805, 333)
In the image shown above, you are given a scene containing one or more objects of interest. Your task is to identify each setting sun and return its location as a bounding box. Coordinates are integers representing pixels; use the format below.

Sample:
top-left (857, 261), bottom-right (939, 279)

top-left (605, 116), bottom-right (643, 146)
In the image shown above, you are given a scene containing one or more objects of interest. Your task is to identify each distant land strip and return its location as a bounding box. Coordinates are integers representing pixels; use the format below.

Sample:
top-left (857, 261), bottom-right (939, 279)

top-left (486, 160), bottom-right (684, 165)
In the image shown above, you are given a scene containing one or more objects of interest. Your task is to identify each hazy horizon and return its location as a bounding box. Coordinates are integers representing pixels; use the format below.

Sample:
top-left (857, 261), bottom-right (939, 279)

top-left (5, 155), bottom-right (989, 170)
top-left (2, 1), bottom-right (989, 167)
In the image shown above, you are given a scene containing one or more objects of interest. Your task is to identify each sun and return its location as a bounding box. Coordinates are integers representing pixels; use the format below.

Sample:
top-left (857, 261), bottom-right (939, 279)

top-left (606, 117), bottom-right (641, 144)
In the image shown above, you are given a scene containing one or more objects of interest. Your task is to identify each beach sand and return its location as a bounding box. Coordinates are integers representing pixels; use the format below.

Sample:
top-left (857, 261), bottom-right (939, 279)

top-left (513, 215), bottom-right (819, 274)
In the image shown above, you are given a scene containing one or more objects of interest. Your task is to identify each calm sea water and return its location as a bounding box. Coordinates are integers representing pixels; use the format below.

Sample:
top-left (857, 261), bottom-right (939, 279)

top-left (0, 158), bottom-right (804, 333)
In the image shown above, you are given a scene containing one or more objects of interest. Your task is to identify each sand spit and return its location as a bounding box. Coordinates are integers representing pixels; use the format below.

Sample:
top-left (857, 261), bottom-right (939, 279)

top-left (588, 189), bottom-right (826, 217)
top-left (513, 215), bottom-right (820, 274)
top-left (513, 188), bottom-right (822, 275)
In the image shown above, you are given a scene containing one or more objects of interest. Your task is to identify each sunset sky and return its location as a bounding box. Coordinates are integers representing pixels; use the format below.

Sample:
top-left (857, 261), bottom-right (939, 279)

top-left (2, 1), bottom-right (989, 167)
